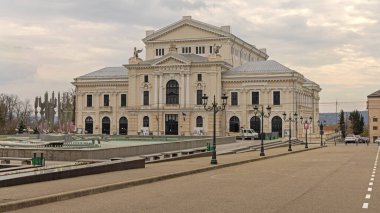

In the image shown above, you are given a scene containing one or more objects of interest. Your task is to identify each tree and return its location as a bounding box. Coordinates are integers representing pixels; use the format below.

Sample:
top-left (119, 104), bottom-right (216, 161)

top-left (0, 93), bottom-right (32, 134)
top-left (349, 110), bottom-right (364, 135)
top-left (339, 110), bottom-right (346, 138)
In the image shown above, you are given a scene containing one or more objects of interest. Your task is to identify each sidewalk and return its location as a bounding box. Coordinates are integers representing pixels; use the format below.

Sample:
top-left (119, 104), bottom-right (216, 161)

top-left (0, 142), bottom-right (323, 212)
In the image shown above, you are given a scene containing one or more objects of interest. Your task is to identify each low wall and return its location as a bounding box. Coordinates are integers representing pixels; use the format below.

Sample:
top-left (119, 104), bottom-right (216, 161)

top-left (0, 136), bottom-right (236, 161)
top-left (0, 157), bottom-right (145, 187)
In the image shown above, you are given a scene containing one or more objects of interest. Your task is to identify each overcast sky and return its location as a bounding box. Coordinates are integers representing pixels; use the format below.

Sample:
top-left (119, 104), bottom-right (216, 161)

top-left (0, 0), bottom-right (379, 112)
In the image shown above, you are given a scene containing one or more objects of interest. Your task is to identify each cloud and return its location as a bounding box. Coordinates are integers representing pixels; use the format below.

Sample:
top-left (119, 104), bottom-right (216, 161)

top-left (0, 0), bottom-right (379, 112)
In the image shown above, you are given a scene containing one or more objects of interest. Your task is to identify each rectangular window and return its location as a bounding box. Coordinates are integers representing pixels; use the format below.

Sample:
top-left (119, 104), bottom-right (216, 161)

top-left (374, 118), bottom-right (378, 122)
top-left (155, 48), bottom-right (164, 56)
top-left (121, 94), bottom-right (126, 107)
top-left (231, 92), bottom-right (238, 106)
top-left (143, 91), bottom-right (149, 106)
top-left (210, 46), bottom-right (213, 53)
top-left (86, 95), bottom-right (92, 107)
top-left (374, 126), bottom-right (378, 130)
top-left (273, 91), bottom-right (281, 105)
top-left (104, 94), bottom-right (109, 107)
top-left (144, 75), bottom-right (148, 83)
top-left (195, 46), bottom-right (205, 54)
top-left (197, 90), bottom-right (203, 105)
top-left (181, 47), bottom-right (192, 54)
top-left (197, 74), bottom-right (202, 81)
top-left (252, 92), bottom-right (259, 105)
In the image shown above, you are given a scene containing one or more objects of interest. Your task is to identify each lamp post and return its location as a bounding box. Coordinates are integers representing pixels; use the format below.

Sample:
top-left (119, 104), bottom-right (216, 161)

top-left (283, 112), bottom-right (298, 151)
top-left (202, 93), bottom-right (228, 165)
top-left (318, 120), bottom-right (326, 146)
top-left (253, 105), bottom-right (271, 156)
top-left (300, 116), bottom-right (312, 148)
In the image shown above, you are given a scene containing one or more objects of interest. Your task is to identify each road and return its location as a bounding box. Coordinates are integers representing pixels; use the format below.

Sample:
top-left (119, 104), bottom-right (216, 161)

top-left (10, 144), bottom-right (380, 213)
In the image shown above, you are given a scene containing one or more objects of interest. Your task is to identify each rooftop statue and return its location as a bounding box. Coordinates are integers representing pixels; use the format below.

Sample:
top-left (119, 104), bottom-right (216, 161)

top-left (213, 43), bottom-right (222, 54)
top-left (134, 47), bottom-right (143, 58)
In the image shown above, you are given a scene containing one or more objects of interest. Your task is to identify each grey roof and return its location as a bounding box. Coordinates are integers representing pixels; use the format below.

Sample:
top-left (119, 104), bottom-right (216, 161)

top-left (368, 90), bottom-right (380, 98)
top-left (224, 60), bottom-right (293, 75)
top-left (77, 67), bottom-right (128, 79)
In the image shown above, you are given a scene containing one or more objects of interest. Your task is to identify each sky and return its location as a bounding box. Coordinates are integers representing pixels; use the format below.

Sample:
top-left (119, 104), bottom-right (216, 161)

top-left (0, 0), bottom-right (379, 113)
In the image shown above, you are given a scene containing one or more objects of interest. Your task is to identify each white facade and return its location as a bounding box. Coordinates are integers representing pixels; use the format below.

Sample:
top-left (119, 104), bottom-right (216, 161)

top-left (73, 16), bottom-right (321, 138)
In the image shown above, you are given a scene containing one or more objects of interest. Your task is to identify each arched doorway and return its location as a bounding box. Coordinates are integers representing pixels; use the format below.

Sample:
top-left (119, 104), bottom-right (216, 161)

top-left (102, 116), bottom-right (110, 135)
top-left (165, 114), bottom-right (178, 135)
top-left (272, 116), bottom-right (282, 138)
top-left (250, 116), bottom-right (261, 133)
top-left (229, 116), bottom-right (240, 132)
top-left (166, 80), bottom-right (179, 104)
top-left (119, 117), bottom-right (128, 135)
top-left (85, 116), bottom-right (93, 134)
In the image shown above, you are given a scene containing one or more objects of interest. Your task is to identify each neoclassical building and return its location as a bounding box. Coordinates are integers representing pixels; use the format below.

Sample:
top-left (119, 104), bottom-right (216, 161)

top-left (73, 16), bottom-right (321, 137)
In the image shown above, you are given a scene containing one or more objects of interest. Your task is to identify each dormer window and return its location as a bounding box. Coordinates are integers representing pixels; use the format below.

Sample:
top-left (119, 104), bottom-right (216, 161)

top-left (155, 48), bottom-right (164, 56)
top-left (182, 47), bottom-right (192, 54)
top-left (195, 46), bottom-right (205, 54)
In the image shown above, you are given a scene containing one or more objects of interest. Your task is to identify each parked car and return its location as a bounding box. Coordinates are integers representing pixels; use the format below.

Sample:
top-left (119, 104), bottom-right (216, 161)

top-left (359, 137), bottom-right (369, 143)
top-left (375, 138), bottom-right (380, 144)
top-left (345, 134), bottom-right (358, 144)
top-left (238, 128), bottom-right (259, 140)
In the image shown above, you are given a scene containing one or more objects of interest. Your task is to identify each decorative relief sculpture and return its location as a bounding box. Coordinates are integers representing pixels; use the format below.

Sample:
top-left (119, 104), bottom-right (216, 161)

top-left (213, 43), bottom-right (222, 54)
top-left (34, 91), bottom-right (75, 133)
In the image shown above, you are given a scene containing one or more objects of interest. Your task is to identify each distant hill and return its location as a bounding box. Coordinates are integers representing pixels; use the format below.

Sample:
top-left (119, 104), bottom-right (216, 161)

top-left (319, 111), bottom-right (368, 125)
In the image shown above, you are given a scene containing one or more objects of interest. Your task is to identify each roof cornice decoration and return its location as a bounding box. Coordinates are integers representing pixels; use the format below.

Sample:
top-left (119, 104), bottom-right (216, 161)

top-left (142, 16), bottom-right (268, 59)
top-left (143, 18), bottom-right (230, 43)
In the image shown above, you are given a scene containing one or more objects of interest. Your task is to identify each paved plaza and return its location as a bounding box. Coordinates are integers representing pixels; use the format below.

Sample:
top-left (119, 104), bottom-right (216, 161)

top-left (3, 142), bottom-right (380, 212)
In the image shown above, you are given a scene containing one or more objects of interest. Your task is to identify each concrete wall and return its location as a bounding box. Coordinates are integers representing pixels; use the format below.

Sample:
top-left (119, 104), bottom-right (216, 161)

top-left (0, 136), bottom-right (236, 161)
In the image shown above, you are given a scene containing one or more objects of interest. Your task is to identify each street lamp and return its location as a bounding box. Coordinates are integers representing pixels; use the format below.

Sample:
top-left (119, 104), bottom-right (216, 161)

top-left (318, 120), bottom-right (326, 146)
top-left (253, 105), bottom-right (271, 156)
top-left (283, 112), bottom-right (298, 151)
top-left (202, 93), bottom-right (228, 165)
top-left (300, 116), bottom-right (312, 148)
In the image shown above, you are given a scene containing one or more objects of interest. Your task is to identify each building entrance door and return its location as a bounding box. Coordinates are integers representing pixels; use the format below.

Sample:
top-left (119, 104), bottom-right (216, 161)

top-left (165, 114), bottom-right (178, 135)
top-left (102, 117), bottom-right (110, 135)
top-left (271, 116), bottom-right (283, 138)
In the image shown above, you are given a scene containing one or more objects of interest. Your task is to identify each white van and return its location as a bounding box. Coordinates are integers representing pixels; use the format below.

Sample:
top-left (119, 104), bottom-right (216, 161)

top-left (240, 128), bottom-right (259, 140)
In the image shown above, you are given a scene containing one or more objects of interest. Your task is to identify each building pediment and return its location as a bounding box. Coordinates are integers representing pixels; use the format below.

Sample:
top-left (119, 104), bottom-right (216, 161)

top-left (143, 16), bottom-right (231, 43)
top-left (152, 54), bottom-right (191, 66)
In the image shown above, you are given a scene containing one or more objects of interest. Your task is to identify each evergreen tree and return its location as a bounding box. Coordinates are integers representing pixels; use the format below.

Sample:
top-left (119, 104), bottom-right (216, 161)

top-left (349, 110), bottom-right (364, 135)
top-left (339, 110), bottom-right (346, 138)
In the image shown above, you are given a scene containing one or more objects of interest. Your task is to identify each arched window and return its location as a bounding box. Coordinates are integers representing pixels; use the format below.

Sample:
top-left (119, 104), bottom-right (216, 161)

top-left (119, 117), bottom-right (128, 135)
top-left (102, 117), bottom-right (110, 135)
top-left (166, 80), bottom-right (179, 104)
top-left (196, 116), bottom-right (203, 127)
top-left (229, 116), bottom-right (240, 132)
top-left (143, 116), bottom-right (149, 127)
top-left (85, 116), bottom-right (93, 134)
top-left (272, 116), bottom-right (283, 138)
top-left (250, 116), bottom-right (261, 133)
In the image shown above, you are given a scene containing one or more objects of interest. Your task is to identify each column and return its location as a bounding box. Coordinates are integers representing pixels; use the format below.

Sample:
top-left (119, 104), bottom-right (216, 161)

top-left (181, 73), bottom-right (185, 107)
top-left (186, 74), bottom-right (190, 107)
top-left (154, 74), bottom-right (158, 105)
top-left (159, 75), bottom-right (163, 105)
